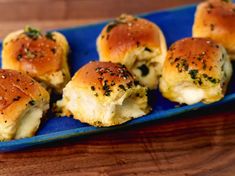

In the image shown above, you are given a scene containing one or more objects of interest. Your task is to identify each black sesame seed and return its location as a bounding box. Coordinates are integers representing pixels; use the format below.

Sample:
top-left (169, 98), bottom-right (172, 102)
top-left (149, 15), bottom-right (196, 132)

top-left (144, 47), bottom-right (152, 52)
top-left (91, 86), bottom-right (95, 91)
top-left (136, 41), bottom-right (140, 47)
top-left (28, 100), bottom-right (36, 106)
top-left (45, 32), bottom-right (56, 41)
top-left (17, 53), bottom-right (23, 60)
top-left (137, 64), bottom-right (149, 77)
top-left (127, 81), bottom-right (133, 89)
top-left (111, 80), bottom-right (115, 86)
top-left (118, 84), bottom-right (126, 91)
top-left (51, 48), bottom-right (56, 54)
top-left (13, 96), bottom-right (21, 101)
top-left (188, 69), bottom-right (198, 79)
top-left (210, 24), bottom-right (215, 31)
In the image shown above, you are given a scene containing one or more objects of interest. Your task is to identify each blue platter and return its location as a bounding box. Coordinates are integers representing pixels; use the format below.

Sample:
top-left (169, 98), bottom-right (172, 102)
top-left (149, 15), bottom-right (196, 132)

top-left (0, 4), bottom-right (235, 151)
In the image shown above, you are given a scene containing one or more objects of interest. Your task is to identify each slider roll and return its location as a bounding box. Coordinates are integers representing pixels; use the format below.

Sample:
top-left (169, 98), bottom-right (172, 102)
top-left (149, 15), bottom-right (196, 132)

top-left (160, 37), bottom-right (232, 105)
top-left (56, 61), bottom-right (151, 127)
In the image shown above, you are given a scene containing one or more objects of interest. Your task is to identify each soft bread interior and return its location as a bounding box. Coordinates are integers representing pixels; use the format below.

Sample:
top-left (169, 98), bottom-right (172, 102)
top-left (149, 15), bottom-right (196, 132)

top-left (38, 70), bottom-right (67, 93)
top-left (58, 84), bottom-right (149, 126)
top-left (173, 83), bottom-right (205, 105)
top-left (2, 31), bottom-right (70, 93)
top-left (15, 102), bottom-right (49, 139)
top-left (15, 107), bottom-right (44, 139)
top-left (221, 52), bottom-right (233, 89)
top-left (160, 50), bottom-right (232, 105)
top-left (0, 103), bottom-right (48, 141)
top-left (124, 47), bottom-right (163, 89)
top-left (38, 32), bottom-right (71, 93)
top-left (160, 79), bottom-right (224, 105)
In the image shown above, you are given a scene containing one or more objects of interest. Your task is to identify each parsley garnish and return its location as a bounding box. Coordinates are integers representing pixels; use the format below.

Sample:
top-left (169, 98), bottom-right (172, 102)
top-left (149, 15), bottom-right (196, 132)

top-left (45, 32), bottom-right (55, 41)
top-left (188, 69), bottom-right (198, 79)
top-left (144, 47), bottom-right (152, 52)
top-left (24, 26), bottom-right (41, 40)
top-left (137, 64), bottom-right (149, 77)
top-left (28, 100), bottom-right (36, 106)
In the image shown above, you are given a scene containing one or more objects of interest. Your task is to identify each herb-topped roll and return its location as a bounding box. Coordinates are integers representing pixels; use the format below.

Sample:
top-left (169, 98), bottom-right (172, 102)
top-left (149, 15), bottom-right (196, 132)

top-left (97, 14), bottom-right (167, 89)
top-left (193, 0), bottom-right (235, 60)
top-left (159, 37), bottom-right (232, 105)
top-left (0, 69), bottom-right (49, 141)
top-left (2, 26), bottom-right (70, 93)
top-left (56, 61), bottom-right (150, 127)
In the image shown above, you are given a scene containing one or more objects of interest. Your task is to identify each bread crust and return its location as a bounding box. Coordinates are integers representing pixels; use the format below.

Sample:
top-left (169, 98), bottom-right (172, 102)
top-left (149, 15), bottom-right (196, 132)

top-left (97, 14), bottom-right (165, 63)
top-left (160, 37), bottom-right (232, 104)
top-left (56, 61), bottom-right (150, 126)
top-left (164, 37), bottom-right (222, 80)
top-left (2, 28), bottom-right (70, 92)
top-left (0, 69), bottom-right (49, 140)
top-left (97, 14), bottom-right (167, 89)
top-left (193, 0), bottom-right (235, 59)
top-left (72, 61), bottom-right (136, 97)
top-left (97, 14), bottom-right (166, 62)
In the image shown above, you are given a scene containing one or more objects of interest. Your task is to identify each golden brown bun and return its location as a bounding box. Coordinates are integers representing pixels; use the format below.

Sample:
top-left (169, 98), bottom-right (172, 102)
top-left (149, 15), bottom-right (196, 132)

top-left (56, 61), bottom-right (150, 127)
top-left (97, 14), bottom-right (167, 89)
top-left (159, 37), bottom-right (232, 105)
top-left (72, 61), bottom-right (134, 95)
top-left (193, 0), bottom-right (235, 59)
top-left (0, 69), bottom-right (49, 141)
top-left (2, 27), bottom-right (71, 93)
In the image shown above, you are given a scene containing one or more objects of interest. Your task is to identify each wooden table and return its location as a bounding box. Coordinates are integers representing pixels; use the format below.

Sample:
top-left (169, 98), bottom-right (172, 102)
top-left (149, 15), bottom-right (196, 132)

top-left (1, 0), bottom-right (235, 175)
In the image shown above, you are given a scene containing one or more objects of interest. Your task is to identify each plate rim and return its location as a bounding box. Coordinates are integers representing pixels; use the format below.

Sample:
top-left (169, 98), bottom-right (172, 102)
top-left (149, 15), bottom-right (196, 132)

top-left (0, 2), bottom-right (235, 151)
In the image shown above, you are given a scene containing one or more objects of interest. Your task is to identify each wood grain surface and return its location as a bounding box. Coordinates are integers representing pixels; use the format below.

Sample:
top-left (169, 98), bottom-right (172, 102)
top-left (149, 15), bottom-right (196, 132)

top-left (1, 0), bottom-right (235, 176)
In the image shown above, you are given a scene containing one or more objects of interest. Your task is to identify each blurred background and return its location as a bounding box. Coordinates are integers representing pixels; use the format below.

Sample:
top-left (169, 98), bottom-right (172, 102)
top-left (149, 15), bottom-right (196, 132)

top-left (0, 0), bottom-right (201, 39)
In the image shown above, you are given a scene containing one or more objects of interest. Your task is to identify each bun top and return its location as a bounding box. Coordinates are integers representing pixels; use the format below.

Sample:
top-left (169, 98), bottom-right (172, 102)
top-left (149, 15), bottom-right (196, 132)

top-left (0, 69), bottom-right (49, 110)
top-left (71, 61), bottom-right (138, 97)
top-left (193, 0), bottom-right (235, 54)
top-left (0, 69), bottom-right (49, 124)
top-left (2, 27), bottom-right (64, 76)
top-left (163, 37), bottom-right (226, 86)
top-left (97, 14), bottom-right (164, 62)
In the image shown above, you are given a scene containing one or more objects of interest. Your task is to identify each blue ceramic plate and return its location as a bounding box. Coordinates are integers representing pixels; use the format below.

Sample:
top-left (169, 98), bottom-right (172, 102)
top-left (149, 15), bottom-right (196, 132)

top-left (0, 3), bottom-right (235, 151)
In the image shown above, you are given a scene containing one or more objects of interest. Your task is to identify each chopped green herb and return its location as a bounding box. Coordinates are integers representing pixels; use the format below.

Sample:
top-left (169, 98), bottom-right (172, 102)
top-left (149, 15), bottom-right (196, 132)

top-left (103, 80), bottom-right (112, 96)
top-left (118, 84), bottom-right (126, 91)
top-left (106, 22), bottom-right (119, 33)
top-left (137, 64), bottom-right (149, 77)
top-left (13, 96), bottom-right (21, 101)
top-left (91, 86), bottom-right (95, 91)
top-left (203, 74), bottom-right (219, 84)
top-left (188, 69), bottom-right (198, 79)
top-left (24, 26), bottom-right (41, 40)
top-left (210, 24), bottom-right (215, 31)
top-left (50, 48), bottom-right (56, 54)
top-left (28, 100), bottom-right (36, 106)
top-left (144, 47), bottom-right (152, 52)
top-left (45, 32), bottom-right (55, 41)
top-left (175, 58), bottom-right (189, 72)
top-left (24, 48), bottom-right (36, 59)
top-left (17, 53), bottom-right (23, 60)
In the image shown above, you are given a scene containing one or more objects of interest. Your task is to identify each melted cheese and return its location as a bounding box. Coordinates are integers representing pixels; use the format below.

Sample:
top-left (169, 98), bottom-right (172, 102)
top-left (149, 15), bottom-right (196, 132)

top-left (61, 85), bottom-right (148, 126)
top-left (124, 47), bottom-right (162, 89)
top-left (175, 86), bottom-right (205, 105)
top-left (15, 108), bottom-right (43, 139)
